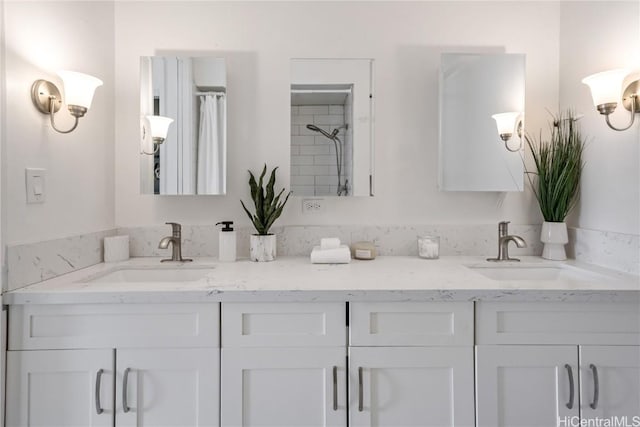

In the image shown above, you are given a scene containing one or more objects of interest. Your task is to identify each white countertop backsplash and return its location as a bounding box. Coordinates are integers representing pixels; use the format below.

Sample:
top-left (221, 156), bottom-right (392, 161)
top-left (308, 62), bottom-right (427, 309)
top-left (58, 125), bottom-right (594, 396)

top-left (6, 224), bottom-right (638, 293)
top-left (5, 256), bottom-right (638, 305)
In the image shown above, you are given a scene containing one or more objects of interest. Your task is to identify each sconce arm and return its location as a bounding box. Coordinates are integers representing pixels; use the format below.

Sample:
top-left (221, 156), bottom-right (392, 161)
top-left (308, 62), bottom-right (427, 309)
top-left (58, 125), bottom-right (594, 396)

top-left (140, 144), bottom-right (160, 155)
top-left (504, 119), bottom-right (524, 152)
top-left (48, 98), bottom-right (79, 134)
top-left (604, 94), bottom-right (637, 131)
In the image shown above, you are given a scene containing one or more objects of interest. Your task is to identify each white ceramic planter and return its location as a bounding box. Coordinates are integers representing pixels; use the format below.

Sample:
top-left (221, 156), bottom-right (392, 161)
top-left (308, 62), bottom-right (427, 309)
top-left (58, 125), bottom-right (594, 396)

top-left (250, 234), bottom-right (277, 262)
top-left (540, 221), bottom-right (569, 261)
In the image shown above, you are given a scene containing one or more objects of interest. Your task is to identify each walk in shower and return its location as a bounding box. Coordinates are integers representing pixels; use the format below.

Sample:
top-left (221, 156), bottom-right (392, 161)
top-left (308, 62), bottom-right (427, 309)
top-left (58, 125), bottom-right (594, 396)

top-left (290, 58), bottom-right (374, 197)
top-left (291, 85), bottom-right (353, 197)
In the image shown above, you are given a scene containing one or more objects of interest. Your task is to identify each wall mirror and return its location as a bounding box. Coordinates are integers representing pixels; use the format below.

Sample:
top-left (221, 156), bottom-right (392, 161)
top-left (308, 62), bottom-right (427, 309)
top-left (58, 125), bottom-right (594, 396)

top-left (290, 59), bottom-right (374, 197)
top-left (439, 53), bottom-right (525, 191)
top-left (140, 56), bottom-right (227, 195)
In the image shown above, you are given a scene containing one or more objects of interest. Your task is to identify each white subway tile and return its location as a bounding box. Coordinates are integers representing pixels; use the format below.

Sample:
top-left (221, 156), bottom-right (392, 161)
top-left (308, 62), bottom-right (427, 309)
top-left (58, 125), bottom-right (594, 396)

top-left (291, 125), bottom-right (299, 136)
top-left (314, 135), bottom-right (331, 145)
top-left (292, 135), bottom-right (315, 145)
top-left (329, 105), bottom-right (344, 115)
top-left (291, 114), bottom-right (314, 125)
top-left (299, 145), bottom-right (331, 156)
top-left (297, 165), bottom-right (329, 175)
top-left (290, 166), bottom-right (300, 176)
top-left (290, 106), bottom-right (299, 115)
top-left (299, 106), bottom-right (329, 115)
top-left (315, 175), bottom-right (339, 186)
top-left (314, 155), bottom-right (336, 165)
top-left (290, 146), bottom-right (300, 156)
top-left (314, 115), bottom-right (344, 126)
top-left (315, 186), bottom-right (331, 196)
top-left (291, 155), bottom-right (314, 165)
top-left (291, 175), bottom-right (315, 185)
top-left (291, 186), bottom-right (315, 197)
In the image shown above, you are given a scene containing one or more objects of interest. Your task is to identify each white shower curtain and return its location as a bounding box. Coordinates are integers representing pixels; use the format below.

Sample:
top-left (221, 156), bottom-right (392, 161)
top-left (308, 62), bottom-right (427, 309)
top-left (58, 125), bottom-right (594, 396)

top-left (197, 94), bottom-right (226, 194)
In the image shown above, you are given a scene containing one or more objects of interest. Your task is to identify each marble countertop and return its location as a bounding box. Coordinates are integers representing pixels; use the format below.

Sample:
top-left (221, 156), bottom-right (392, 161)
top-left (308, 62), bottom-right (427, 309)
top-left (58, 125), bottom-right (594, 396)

top-left (4, 256), bottom-right (639, 304)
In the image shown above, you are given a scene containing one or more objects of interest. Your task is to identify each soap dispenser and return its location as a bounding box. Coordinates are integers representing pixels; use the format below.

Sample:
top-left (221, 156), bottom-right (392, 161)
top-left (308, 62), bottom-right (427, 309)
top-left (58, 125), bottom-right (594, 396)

top-left (216, 221), bottom-right (236, 262)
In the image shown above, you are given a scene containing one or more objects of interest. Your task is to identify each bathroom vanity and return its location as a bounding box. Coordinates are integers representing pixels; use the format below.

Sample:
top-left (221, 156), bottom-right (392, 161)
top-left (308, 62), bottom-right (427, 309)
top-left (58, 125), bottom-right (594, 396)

top-left (3, 257), bottom-right (639, 427)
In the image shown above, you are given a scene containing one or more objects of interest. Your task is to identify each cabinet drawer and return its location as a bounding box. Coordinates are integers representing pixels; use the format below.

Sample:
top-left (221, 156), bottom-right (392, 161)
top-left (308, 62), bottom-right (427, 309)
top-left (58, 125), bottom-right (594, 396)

top-left (476, 302), bottom-right (640, 345)
top-left (9, 303), bottom-right (220, 350)
top-left (222, 302), bottom-right (345, 347)
top-left (350, 302), bottom-right (474, 346)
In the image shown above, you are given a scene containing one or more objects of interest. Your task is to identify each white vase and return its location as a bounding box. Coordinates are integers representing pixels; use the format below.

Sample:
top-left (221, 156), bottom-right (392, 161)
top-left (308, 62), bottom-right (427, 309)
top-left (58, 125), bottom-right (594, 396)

top-left (250, 234), bottom-right (276, 262)
top-left (540, 221), bottom-right (568, 261)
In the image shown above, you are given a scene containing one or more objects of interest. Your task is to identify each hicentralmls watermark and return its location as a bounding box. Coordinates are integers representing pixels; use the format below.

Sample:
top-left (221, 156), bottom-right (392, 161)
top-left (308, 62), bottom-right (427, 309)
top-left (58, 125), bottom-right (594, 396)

top-left (558, 416), bottom-right (640, 427)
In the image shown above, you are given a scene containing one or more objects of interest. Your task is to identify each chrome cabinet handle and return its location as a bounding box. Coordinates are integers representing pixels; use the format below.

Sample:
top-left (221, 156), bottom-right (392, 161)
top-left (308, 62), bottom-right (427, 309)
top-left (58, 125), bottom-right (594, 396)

top-left (358, 367), bottom-right (364, 412)
top-left (565, 364), bottom-right (575, 409)
top-left (123, 368), bottom-right (131, 413)
top-left (590, 364), bottom-right (599, 410)
top-left (332, 366), bottom-right (338, 411)
top-left (95, 369), bottom-right (104, 415)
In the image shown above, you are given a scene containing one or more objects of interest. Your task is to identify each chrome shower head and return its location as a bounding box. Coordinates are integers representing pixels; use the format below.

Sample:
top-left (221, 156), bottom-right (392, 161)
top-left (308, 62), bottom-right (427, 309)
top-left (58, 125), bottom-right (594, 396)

top-left (306, 124), bottom-right (335, 140)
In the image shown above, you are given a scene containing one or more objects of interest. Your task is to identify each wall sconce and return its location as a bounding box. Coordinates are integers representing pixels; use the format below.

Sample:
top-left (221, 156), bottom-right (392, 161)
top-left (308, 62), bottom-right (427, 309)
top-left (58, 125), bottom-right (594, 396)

top-left (491, 112), bottom-right (523, 152)
top-left (582, 69), bottom-right (639, 131)
top-left (31, 70), bottom-right (103, 134)
top-left (141, 115), bottom-right (174, 155)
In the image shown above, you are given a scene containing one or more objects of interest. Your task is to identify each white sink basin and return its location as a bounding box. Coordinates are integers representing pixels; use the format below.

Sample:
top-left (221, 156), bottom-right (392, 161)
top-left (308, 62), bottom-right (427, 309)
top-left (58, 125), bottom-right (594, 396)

top-left (467, 265), bottom-right (608, 282)
top-left (86, 267), bottom-right (215, 283)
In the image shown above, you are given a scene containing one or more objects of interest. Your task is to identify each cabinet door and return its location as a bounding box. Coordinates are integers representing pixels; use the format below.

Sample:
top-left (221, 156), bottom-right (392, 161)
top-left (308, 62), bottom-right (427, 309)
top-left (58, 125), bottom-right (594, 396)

top-left (580, 346), bottom-right (640, 420)
top-left (6, 349), bottom-right (114, 427)
top-left (116, 348), bottom-right (219, 427)
top-left (476, 345), bottom-right (579, 427)
top-left (349, 347), bottom-right (474, 427)
top-left (221, 347), bottom-right (347, 427)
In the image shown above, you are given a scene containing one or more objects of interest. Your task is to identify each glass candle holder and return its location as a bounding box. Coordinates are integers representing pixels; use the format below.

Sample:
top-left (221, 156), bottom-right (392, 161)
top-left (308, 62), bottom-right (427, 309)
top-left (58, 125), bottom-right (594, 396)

top-left (417, 235), bottom-right (440, 259)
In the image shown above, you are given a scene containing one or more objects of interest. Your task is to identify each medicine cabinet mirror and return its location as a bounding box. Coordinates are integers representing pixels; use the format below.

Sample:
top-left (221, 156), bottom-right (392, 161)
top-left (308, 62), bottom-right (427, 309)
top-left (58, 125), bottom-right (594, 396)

top-left (290, 59), bottom-right (374, 197)
top-left (439, 53), bottom-right (525, 191)
top-left (140, 56), bottom-right (227, 195)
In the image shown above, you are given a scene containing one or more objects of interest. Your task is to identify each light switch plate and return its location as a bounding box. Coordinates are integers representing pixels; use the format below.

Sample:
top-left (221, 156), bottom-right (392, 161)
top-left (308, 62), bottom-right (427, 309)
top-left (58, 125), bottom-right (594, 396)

top-left (25, 168), bottom-right (46, 204)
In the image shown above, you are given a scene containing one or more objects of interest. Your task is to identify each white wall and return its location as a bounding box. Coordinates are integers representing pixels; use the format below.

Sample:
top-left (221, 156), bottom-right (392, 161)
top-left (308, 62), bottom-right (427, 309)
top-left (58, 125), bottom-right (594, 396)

top-left (559, 1), bottom-right (640, 236)
top-left (1, 0), bottom-right (6, 284)
top-left (3, 1), bottom-right (115, 244)
top-left (114, 1), bottom-right (560, 228)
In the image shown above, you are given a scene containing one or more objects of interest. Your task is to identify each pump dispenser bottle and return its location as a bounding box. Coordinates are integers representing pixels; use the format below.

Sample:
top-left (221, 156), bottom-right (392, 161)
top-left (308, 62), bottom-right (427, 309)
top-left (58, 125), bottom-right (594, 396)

top-left (216, 221), bottom-right (236, 262)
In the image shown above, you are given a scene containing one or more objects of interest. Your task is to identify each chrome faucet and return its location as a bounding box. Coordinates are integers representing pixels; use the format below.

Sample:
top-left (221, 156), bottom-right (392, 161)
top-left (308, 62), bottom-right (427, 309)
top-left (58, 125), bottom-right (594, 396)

top-left (487, 221), bottom-right (527, 262)
top-left (158, 222), bottom-right (192, 263)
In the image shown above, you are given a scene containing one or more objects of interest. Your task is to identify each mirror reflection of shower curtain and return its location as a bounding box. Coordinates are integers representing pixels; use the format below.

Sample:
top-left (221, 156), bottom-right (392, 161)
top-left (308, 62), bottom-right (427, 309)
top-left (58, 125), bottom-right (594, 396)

top-left (197, 94), bottom-right (226, 194)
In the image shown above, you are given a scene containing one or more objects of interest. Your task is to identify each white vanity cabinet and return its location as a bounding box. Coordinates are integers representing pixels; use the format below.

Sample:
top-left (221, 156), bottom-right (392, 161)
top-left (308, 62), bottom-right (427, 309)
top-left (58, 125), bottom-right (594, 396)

top-left (475, 302), bottom-right (640, 427)
top-left (5, 304), bottom-right (220, 427)
top-left (7, 349), bottom-right (115, 427)
top-left (221, 302), bottom-right (475, 427)
top-left (221, 303), bottom-right (348, 427)
top-left (579, 345), bottom-right (640, 421)
top-left (349, 302), bottom-right (475, 427)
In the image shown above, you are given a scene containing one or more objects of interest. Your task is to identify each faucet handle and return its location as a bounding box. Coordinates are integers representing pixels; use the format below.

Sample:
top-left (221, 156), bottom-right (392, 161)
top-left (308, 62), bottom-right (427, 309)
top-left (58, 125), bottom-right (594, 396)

top-left (498, 220), bottom-right (510, 226)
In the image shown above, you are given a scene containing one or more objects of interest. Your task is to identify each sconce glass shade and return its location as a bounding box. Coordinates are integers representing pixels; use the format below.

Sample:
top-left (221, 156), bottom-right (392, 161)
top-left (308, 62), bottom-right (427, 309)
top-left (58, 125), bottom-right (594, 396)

top-left (146, 115), bottom-right (174, 140)
top-left (57, 70), bottom-right (103, 109)
top-left (492, 112), bottom-right (521, 136)
top-left (581, 69), bottom-right (629, 108)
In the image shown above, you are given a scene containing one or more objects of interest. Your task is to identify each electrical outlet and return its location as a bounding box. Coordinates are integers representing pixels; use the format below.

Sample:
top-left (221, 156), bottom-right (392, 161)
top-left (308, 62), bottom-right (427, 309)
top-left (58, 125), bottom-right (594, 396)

top-left (302, 198), bottom-right (323, 214)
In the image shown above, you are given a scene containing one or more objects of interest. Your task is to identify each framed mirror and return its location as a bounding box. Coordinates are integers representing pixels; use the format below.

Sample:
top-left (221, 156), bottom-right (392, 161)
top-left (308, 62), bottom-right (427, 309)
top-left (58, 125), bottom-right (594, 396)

top-left (439, 53), bottom-right (525, 192)
top-left (290, 59), bottom-right (374, 197)
top-left (140, 56), bottom-right (227, 195)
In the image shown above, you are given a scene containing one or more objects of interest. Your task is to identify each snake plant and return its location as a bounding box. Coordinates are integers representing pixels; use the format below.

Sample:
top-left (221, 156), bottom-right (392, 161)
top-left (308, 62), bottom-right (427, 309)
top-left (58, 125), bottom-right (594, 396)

top-left (241, 165), bottom-right (291, 235)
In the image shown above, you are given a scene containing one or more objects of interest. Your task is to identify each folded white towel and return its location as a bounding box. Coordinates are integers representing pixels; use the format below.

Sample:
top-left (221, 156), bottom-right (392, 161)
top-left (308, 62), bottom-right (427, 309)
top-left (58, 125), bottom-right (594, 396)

top-left (310, 245), bottom-right (351, 264)
top-left (320, 237), bottom-right (341, 250)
